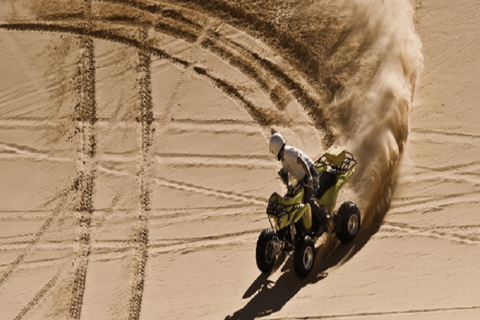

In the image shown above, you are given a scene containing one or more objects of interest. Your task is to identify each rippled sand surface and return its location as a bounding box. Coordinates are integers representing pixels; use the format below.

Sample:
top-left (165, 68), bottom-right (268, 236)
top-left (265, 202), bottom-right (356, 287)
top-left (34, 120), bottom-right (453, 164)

top-left (0, 0), bottom-right (478, 319)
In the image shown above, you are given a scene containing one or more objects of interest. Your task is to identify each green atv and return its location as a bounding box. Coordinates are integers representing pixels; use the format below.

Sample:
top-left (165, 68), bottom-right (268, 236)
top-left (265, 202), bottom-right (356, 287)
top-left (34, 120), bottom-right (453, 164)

top-left (256, 146), bottom-right (361, 278)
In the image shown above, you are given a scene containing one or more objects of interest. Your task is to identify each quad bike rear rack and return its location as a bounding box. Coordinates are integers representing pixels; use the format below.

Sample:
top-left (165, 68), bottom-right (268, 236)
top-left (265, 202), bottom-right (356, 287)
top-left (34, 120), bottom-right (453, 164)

top-left (316, 147), bottom-right (357, 174)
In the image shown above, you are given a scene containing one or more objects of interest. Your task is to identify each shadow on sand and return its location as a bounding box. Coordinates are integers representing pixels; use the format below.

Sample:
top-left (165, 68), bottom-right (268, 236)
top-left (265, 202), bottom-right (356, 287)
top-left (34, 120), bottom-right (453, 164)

top-left (224, 211), bottom-right (386, 320)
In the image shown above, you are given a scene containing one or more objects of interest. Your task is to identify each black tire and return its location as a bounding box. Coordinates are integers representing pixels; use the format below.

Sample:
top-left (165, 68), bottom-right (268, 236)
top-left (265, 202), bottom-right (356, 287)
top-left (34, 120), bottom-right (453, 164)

top-left (256, 229), bottom-right (277, 273)
top-left (336, 201), bottom-right (361, 244)
top-left (293, 236), bottom-right (315, 279)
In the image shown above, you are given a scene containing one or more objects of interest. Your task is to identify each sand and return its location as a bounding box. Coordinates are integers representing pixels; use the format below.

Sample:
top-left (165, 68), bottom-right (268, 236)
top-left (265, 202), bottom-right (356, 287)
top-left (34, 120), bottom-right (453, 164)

top-left (0, 0), bottom-right (479, 319)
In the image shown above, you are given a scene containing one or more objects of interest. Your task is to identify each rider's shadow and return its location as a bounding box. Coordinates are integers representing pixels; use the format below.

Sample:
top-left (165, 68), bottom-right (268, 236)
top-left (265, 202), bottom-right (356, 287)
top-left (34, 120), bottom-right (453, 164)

top-left (224, 247), bottom-right (329, 320)
top-left (224, 234), bottom-right (368, 320)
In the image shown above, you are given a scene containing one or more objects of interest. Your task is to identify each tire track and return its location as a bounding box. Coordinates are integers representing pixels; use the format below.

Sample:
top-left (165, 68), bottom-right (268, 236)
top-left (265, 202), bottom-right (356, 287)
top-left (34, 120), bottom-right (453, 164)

top-left (0, 152), bottom-right (72, 162)
top-left (268, 305), bottom-right (480, 320)
top-left (0, 256), bottom-right (69, 271)
top-left (389, 193), bottom-right (480, 216)
top-left (160, 160), bottom-right (274, 170)
top-left (412, 128), bottom-right (480, 140)
top-left (0, 187), bottom-right (73, 289)
top-left (193, 65), bottom-right (287, 127)
top-left (93, 1), bottom-right (201, 43)
top-left (1, 19), bottom-right (322, 137)
top-left (1, 230), bottom-right (261, 264)
top-left (166, 0), bottom-right (319, 83)
top-left (0, 22), bottom-right (190, 68)
top-left (2, 13), bottom-right (296, 136)
top-left (0, 210), bottom-right (71, 220)
top-left (415, 160), bottom-right (480, 173)
top-left (164, 0), bottom-right (336, 146)
top-left (91, 192), bottom-right (121, 232)
top-left (152, 229), bottom-right (262, 245)
top-left (379, 221), bottom-right (480, 245)
top-left (390, 190), bottom-right (480, 209)
top-left (0, 229), bottom-right (263, 269)
top-left (34, 0), bottom-right (327, 135)
top-left (204, 29), bottom-right (335, 145)
top-left (150, 208), bottom-right (265, 228)
top-left (97, 0), bottom-right (204, 31)
top-left (148, 229), bottom-right (262, 255)
top-left (0, 141), bottom-right (72, 162)
top-left (156, 19), bottom-right (214, 128)
top-left (147, 204), bottom-right (263, 221)
top-left (200, 31), bottom-right (291, 111)
top-left (156, 152), bottom-right (271, 160)
top-left (0, 206), bottom-right (265, 254)
top-left (166, 120), bottom-right (263, 135)
top-left (127, 27), bottom-right (151, 320)
top-left (155, 153), bottom-right (275, 169)
top-left (0, 233), bottom-right (35, 242)
top-left (165, 5), bottom-right (333, 140)
top-left (0, 243), bottom-right (73, 253)
top-left (170, 118), bottom-right (257, 126)
top-left (244, 50), bottom-right (335, 146)
top-left (12, 270), bottom-right (61, 320)
top-left (154, 177), bottom-right (268, 205)
top-left (170, 118), bottom-right (313, 128)
top-left (68, 2), bottom-right (97, 318)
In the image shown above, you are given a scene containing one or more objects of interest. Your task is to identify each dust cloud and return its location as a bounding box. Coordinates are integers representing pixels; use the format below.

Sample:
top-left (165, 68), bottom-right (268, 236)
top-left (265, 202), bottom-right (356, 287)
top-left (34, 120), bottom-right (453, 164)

top-left (329, 0), bottom-right (423, 245)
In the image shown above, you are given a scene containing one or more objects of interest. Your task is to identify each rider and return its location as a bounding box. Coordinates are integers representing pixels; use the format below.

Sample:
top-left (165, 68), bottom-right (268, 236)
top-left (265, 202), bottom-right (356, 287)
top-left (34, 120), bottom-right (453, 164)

top-left (269, 132), bottom-right (328, 235)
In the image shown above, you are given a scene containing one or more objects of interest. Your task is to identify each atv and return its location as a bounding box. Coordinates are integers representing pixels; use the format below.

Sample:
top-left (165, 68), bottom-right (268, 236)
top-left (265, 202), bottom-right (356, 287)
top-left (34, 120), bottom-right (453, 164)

top-left (256, 146), bottom-right (361, 278)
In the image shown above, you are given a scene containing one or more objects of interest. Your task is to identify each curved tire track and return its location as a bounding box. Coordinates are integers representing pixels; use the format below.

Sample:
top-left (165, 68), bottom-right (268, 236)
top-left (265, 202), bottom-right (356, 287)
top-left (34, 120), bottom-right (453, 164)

top-left (1, 14), bottom-right (331, 141)
top-left (0, 22), bottom-right (190, 68)
top-left (99, 0), bottom-right (334, 140)
top-left (50, 0), bottom-right (334, 139)
top-left (200, 31), bottom-right (291, 111)
top-left (0, 20), bottom-right (292, 132)
top-left (193, 65), bottom-right (286, 127)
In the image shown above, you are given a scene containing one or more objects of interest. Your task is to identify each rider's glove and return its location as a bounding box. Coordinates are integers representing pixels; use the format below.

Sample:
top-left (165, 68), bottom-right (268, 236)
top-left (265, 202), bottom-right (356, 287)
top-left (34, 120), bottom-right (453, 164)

top-left (303, 174), bottom-right (313, 188)
top-left (278, 169), bottom-right (288, 185)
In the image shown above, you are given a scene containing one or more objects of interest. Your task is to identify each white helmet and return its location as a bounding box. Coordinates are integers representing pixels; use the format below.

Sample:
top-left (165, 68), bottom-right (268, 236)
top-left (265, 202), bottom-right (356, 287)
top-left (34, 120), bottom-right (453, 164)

top-left (269, 133), bottom-right (285, 161)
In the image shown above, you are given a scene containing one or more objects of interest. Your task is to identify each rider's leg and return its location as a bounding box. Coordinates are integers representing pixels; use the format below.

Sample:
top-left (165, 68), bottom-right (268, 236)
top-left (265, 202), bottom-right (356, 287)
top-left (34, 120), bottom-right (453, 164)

top-left (305, 188), bottom-right (326, 235)
top-left (306, 166), bottom-right (327, 234)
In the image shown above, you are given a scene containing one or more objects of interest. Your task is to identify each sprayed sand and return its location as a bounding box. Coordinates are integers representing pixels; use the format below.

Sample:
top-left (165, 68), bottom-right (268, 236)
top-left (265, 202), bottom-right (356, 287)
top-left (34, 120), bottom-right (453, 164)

top-left (0, 0), bottom-right (479, 319)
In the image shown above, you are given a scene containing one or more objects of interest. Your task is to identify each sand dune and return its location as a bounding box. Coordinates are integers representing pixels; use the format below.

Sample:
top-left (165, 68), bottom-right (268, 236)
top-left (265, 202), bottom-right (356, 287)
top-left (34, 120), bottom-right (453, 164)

top-left (0, 0), bottom-right (479, 319)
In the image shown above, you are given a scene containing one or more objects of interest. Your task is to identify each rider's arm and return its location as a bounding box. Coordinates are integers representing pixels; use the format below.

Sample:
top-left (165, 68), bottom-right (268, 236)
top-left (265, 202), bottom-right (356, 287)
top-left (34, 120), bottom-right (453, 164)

top-left (278, 166), bottom-right (288, 185)
top-left (297, 156), bottom-right (313, 186)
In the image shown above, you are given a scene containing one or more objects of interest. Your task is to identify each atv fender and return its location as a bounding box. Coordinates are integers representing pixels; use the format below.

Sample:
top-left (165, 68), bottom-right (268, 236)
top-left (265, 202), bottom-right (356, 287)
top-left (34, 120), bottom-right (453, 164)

top-left (288, 203), bottom-right (312, 230)
top-left (299, 204), bottom-right (312, 230)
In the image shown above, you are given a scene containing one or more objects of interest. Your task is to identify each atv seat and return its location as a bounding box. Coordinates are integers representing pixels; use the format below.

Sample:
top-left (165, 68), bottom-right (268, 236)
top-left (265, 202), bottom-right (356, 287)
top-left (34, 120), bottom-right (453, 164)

top-left (316, 171), bottom-right (338, 200)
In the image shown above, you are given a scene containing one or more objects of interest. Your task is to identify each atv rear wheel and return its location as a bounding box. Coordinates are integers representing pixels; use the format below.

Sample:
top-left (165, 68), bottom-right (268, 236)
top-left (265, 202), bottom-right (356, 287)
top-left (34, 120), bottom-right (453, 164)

top-left (256, 229), bottom-right (277, 273)
top-left (336, 201), bottom-right (361, 244)
top-left (293, 236), bottom-right (315, 278)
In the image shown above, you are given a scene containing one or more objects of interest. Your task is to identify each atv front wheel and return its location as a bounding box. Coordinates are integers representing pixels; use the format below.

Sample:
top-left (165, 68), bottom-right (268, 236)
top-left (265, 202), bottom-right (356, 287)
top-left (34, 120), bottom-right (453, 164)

top-left (293, 236), bottom-right (315, 278)
top-left (336, 201), bottom-right (361, 244)
top-left (256, 229), bottom-right (277, 273)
